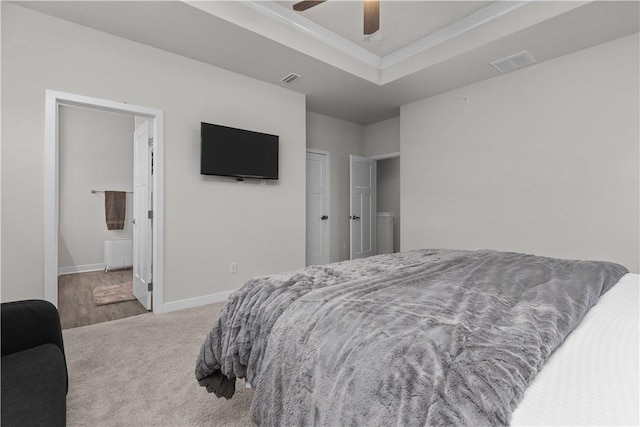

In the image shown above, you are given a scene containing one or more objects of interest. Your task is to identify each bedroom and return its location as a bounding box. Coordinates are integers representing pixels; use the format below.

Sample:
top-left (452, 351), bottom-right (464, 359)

top-left (1, 1), bottom-right (638, 426)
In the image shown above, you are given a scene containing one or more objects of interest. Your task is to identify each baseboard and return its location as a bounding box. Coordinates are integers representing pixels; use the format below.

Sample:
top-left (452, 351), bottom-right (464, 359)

top-left (58, 263), bottom-right (105, 275)
top-left (158, 290), bottom-right (233, 314)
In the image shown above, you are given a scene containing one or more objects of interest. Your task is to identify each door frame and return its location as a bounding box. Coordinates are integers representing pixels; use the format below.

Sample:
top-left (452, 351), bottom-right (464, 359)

top-left (44, 90), bottom-right (164, 312)
top-left (306, 148), bottom-right (331, 265)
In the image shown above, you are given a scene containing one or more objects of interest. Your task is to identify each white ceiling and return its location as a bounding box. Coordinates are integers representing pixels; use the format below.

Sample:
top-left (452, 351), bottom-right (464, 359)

top-left (13, 1), bottom-right (640, 125)
top-left (274, 1), bottom-right (493, 56)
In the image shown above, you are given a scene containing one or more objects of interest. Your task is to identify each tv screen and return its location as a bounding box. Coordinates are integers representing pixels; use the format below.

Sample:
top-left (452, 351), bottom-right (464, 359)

top-left (200, 122), bottom-right (279, 180)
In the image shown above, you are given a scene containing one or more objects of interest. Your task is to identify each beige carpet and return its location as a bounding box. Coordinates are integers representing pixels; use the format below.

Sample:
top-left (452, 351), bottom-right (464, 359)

top-left (92, 281), bottom-right (136, 306)
top-left (62, 302), bottom-right (254, 426)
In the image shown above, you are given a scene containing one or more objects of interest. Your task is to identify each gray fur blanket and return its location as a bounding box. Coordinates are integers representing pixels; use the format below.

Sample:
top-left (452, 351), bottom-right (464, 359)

top-left (196, 249), bottom-right (627, 426)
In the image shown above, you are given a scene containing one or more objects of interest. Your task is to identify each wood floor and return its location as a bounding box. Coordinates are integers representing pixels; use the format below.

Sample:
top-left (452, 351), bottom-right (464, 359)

top-left (58, 269), bottom-right (148, 330)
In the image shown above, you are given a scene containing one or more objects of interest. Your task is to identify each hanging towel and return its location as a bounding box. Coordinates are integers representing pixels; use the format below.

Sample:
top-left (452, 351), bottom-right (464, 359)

top-left (105, 191), bottom-right (126, 230)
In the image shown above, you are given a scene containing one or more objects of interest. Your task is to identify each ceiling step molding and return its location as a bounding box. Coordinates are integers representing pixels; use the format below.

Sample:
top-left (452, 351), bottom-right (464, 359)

top-left (243, 0), bottom-right (532, 73)
top-left (185, 0), bottom-right (590, 87)
top-left (380, 1), bottom-right (530, 69)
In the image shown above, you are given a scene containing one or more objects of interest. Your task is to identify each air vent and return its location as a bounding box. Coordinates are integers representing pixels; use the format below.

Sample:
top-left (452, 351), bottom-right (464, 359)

top-left (280, 73), bottom-right (301, 84)
top-left (489, 51), bottom-right (536, 73)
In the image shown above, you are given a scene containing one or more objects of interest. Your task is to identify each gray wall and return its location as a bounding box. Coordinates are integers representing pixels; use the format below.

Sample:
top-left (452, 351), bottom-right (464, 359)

top-left (401, 33), bottom-right (639, 272)
top-left (1, 3), bottom-right (307, 304)
top-left (307, 112), bottom-right (365, 262)
top-left (58, 105), bottom-right (135, 271)
top-left (365, 117), bottom-right (400, 157)
top-left (377, 157), bottom-right (401, 253)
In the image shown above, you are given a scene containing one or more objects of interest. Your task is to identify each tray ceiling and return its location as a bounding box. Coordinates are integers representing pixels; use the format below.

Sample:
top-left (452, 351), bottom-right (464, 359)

top-left (12, 1), bottom-right (640, 124)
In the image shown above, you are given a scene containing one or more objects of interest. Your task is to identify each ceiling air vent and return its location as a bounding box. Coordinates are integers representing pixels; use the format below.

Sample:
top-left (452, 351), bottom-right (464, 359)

top-left (489, 51), bottom-right (536, 73)
top-left (280, 73), bottom-right (301, 84)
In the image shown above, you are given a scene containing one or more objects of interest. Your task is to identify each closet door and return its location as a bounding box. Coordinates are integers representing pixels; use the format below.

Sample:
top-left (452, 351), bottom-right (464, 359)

top-left (350, 155), bottom-right (376, 260)
top-left (306, 150), bottom-right (330, 266)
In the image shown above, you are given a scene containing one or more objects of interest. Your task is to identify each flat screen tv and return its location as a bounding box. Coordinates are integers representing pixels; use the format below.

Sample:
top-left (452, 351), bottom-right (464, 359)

top-left (201, 122), bottom-right (279, 180)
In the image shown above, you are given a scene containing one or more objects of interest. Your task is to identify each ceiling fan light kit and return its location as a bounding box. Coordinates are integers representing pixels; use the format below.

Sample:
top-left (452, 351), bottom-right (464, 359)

top-left (367, 33), bottom-right (384, 44)
top-left (292, 0), bottom-right (380, 35)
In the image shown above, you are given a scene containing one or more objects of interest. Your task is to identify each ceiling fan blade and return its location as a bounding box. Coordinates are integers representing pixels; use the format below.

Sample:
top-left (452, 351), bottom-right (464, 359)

top-left (293, 0), bottom-right (326, 12)
top-left (363, 0), bottom-right (380, 35)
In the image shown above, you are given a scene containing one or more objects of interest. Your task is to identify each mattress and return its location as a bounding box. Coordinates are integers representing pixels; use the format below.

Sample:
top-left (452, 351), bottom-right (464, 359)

top-left (511, 273), bottom-right (639, 426)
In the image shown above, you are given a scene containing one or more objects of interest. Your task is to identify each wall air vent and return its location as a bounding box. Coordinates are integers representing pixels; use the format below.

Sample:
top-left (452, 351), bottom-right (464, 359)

top-left (280, 73), bottom-right (301, 84)
top-left (489, 51), bottom-right (536, 73)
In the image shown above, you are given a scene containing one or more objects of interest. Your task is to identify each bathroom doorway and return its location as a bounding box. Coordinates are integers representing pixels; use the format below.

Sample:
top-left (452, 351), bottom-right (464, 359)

top-left (44, 91), bottom-right (164, 327)
top-left (56, 105), bottom-right (146, 328)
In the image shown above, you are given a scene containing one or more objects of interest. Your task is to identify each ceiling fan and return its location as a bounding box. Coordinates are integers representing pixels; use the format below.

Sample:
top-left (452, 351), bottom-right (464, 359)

top-left (292, 0), bottom-right (380, 35)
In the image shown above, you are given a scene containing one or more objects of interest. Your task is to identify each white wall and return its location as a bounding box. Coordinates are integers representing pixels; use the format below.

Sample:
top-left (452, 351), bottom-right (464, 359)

top-left (401, 33), bottom-right (639, 272)
top-left (377, 157), bottom-right (400, 253)
top-left (307, 112), bottom-right (365, 262)
top-left (58, 105), bottom-right (134, 272)
top-left (365, 117), bottom-right (400, 157)
top-left (1, 3), bottom-right (306, 304)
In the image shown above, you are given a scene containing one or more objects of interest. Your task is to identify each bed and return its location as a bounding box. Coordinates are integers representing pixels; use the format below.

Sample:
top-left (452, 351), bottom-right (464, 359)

top-left (195, 249), bottom-right (638, 426)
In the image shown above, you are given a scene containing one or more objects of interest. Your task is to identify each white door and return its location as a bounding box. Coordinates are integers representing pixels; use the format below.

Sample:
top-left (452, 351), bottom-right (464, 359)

top-left (132, 120), bottom-right (153, 309)
top-left (306, 151), bottom-right (330, 265)
top-left (350, 155), bottom-right (376, 260)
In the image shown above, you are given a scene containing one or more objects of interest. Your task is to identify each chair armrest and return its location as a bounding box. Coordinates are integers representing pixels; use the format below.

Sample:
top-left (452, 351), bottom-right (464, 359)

top-left (1, 300), bottom-right (65, 357)
top-left (1, 300), bottom-right (68, 392)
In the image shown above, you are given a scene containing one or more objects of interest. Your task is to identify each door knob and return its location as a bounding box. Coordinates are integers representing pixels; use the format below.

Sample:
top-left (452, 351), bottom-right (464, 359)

top-left (131, 218), bottom-right (136, 224)
top-left (321, 215), bottom-right (329, 220)
top-left (349, 215), bottom-right (361, 220)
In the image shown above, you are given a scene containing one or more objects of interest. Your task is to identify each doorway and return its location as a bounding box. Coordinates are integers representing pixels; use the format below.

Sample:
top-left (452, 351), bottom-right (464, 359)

top-left (375, 156), bottom-right (401, 254)
top-left (44, 90), bottom-right (164, 317)
top-left (56, 105), bottom-right (149, 328)
top-left (349, 152), bottom-right (400, 260)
